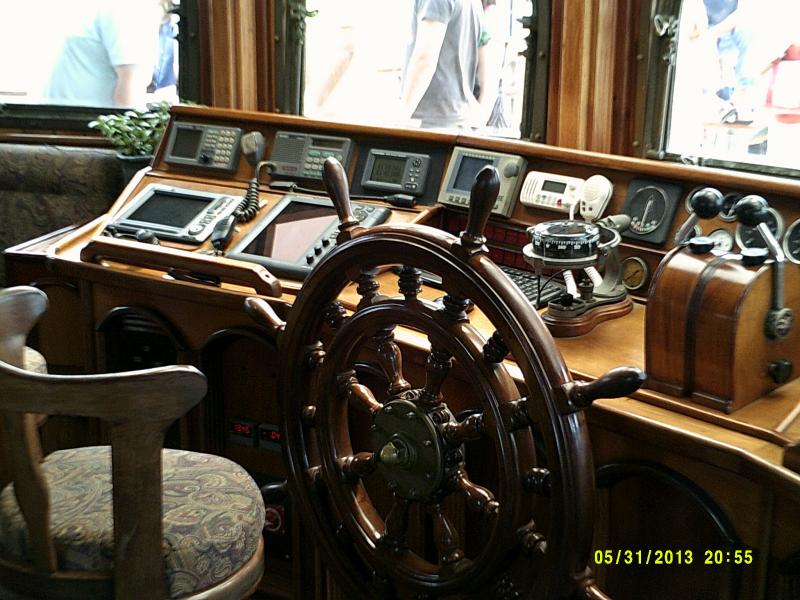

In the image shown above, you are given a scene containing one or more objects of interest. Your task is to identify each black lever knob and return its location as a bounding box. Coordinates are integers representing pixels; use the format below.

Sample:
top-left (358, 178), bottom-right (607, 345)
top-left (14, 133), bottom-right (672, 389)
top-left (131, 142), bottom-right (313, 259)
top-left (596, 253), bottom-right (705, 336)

top-left (565, 366), bottom-right (646, 410)
top-left (688, 187), bottom-right (724, 219)
top-left (460, 165), bottom-right (500, 253)
top-left (322, 157), bottom-right (359, 239)
top-left (734, 195), bottom-right (769, 227)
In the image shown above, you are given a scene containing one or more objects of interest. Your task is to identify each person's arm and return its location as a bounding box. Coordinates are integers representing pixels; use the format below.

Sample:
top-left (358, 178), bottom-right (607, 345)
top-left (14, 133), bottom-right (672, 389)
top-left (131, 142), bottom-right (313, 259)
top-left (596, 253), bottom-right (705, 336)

top-left (113, 64), bottom-right (155, 107)
top-left (474, 6), bottom-right (503, 126)
top-left (400, 18), bottom-right (448, 120)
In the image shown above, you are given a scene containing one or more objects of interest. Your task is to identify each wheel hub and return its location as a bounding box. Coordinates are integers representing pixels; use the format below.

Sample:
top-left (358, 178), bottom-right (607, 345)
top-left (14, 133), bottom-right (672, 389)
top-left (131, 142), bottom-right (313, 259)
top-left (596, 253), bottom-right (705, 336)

top-left (371, 398), bottom-right (444, 500)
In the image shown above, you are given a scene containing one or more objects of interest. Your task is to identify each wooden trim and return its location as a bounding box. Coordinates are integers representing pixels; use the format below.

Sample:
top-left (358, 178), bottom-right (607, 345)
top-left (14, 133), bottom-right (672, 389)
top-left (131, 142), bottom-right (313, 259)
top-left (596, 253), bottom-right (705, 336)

top-left (200, 0), bottom-right (260, 110)
top-left (546, 1), bottom-right (564, 146)
top-left (257, 0), bottom-right (275, 111)
top-left (610, 0), bottom-right (641, 156)
top-left (547, 0), bottom-right (642, 154)
top-left (0, 133), bottom-right (109, 147)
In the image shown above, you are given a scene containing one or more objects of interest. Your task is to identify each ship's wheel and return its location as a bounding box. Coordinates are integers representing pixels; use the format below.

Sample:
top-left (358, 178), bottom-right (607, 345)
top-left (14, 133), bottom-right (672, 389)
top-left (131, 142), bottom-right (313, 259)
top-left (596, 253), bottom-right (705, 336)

top-left (247, 159), bottom-right (644, 599)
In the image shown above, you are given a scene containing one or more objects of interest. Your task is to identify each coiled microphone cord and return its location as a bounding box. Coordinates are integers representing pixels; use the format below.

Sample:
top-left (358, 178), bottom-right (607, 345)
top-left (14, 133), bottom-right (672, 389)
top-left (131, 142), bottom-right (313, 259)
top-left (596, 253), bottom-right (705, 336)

top-left (234, 161), bottom-right (274, 223)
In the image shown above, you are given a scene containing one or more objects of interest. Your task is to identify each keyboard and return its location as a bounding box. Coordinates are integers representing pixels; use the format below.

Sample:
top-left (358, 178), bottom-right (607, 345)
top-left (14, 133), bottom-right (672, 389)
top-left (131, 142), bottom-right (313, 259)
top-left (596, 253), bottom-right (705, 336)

top-left (499, 266), bottom-right (565, 309)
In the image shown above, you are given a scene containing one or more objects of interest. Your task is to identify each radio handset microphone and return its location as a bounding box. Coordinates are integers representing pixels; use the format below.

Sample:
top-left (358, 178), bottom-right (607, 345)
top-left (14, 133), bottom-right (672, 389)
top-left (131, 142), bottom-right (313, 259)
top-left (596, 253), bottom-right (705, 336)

top-left (236, 131), bottom-right (269, 223)
top-left (211, 214), bottom-right (237, 255)
top-left (734, 195), bottom-right (793, 340)
top-left (674, 187), bottom-right (723, 245)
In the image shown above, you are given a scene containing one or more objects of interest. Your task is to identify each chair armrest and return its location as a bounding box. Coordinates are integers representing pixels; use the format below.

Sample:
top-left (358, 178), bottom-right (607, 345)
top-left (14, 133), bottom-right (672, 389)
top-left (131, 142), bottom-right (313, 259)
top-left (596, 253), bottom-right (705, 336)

top-left (0, 362), bottom-right (207, 423)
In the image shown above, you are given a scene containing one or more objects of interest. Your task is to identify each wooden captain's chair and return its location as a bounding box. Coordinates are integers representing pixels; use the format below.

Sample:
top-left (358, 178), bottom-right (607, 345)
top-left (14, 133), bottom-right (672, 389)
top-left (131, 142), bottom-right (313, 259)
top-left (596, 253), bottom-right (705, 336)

top-left (0, 286), bottom-right (265, 600)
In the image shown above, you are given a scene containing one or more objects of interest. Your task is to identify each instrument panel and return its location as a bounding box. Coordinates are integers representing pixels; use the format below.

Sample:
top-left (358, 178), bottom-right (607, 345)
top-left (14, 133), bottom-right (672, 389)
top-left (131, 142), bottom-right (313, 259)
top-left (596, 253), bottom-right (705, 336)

top-left (153, 113), bottom-right (800, 301)
top-left (621, 179), bottom-right (684, 245)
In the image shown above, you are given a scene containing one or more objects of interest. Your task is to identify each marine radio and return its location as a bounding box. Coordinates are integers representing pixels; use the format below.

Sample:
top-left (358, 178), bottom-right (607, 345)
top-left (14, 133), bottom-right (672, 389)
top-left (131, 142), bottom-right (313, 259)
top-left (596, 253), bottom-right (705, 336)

top-left (269, 131), bottom-right (353, 180)
top-left (437, 147), bottom-right (526, 217)
top-left (164, 122), bottom-right (242, 173)
top-left (360, 149), bottom-right (431, 196)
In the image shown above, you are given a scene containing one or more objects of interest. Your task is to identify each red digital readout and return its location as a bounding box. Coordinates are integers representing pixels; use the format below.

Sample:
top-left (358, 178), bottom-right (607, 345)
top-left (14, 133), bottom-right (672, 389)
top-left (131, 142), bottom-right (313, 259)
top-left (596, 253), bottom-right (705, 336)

top-left (232, 422), bottom-right (253, 435)
top-left (261, 429), bottom-right (282, 442)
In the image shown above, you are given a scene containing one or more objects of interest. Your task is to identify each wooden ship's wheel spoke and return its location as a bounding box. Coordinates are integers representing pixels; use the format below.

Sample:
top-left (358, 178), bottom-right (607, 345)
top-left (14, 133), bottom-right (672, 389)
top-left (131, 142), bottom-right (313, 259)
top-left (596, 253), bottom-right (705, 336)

top-left (427, 502), bottom-right (465, 566)
top-left (373, 326), bottom-right (412, 396)
top-left (448, 465), bottom-right (500, 516)
top-left (419, 346), bottom-right (452, 408)
top-left (380, 496), bottom-right (410, 553)
top-left (337, 452), bottom-right (377, 483)
top-left (338, 371), bottom-right (383, 414)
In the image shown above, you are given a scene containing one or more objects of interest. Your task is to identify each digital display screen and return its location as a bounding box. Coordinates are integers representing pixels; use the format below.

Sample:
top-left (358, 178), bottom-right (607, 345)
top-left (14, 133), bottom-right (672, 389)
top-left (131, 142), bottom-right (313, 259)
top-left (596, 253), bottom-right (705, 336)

top-left (453, 156), bottom-right (493, 192)
top-left (240, 201), bottom-right (338, 263)
top-left (542, 180), bottom-right (567, 194)
top-left (311, 137), bottom-right (344, 150)
top-left (127, 191), bottom-right (210, 228)
top-left (370, 155), bottom-right (406, 185)
top-left (171, 128), bottom-right (203, 159)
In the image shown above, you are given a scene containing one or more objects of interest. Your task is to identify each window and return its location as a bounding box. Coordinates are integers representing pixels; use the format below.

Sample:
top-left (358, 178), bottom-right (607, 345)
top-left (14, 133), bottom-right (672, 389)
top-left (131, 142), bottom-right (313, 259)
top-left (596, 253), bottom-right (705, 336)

top-left (643, 0), bottom-right (800, 175)
top-left (302, 0), bottom-right (537, 138)
top-left (0, 0), bottom-right (188, 131)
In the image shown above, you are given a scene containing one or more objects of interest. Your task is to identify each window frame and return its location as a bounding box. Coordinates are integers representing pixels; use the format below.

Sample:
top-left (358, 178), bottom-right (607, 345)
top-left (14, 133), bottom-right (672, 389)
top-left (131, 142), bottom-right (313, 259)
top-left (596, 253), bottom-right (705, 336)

top-left (637, 0), bottom-right (800, 179)
top-left (284, 0), bottom-right (549, 141)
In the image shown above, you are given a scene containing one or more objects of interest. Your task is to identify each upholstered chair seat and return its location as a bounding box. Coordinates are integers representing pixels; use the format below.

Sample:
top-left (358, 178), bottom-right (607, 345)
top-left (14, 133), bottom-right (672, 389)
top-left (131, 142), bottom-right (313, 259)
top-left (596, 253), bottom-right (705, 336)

top-left (0, 286), bottom-right (266, 599)
top-left (0, 447), bottom-right (265, 597)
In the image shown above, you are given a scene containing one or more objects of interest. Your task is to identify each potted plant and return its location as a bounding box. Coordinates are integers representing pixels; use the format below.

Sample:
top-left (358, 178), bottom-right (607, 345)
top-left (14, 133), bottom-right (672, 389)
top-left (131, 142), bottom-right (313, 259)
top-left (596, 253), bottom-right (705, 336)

top-left (89, 101), bottom-right (171, 183)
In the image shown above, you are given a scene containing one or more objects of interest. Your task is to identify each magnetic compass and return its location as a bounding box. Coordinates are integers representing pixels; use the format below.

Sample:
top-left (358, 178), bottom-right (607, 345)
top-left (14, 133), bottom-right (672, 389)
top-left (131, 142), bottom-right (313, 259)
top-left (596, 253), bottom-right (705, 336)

top-left (524, 220), bottom-right (619, 269)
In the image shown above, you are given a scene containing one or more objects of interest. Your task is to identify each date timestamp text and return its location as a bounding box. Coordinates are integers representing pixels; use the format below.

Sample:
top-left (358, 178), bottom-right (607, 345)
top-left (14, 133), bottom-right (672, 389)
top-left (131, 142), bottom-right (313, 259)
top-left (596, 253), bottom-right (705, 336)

top-left (594, 549), bottom-right (753, 566)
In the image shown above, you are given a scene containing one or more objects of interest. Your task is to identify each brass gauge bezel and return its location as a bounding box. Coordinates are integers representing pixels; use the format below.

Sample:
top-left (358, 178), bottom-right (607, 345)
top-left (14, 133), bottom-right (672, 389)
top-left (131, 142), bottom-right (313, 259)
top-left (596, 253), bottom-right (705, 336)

top-left (621, 256), bottom-right (649, 292)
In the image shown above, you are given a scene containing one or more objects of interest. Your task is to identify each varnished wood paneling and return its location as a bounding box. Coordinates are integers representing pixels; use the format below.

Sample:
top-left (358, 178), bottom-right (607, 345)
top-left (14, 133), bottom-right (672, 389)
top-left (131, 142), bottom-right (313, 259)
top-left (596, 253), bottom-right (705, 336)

top-left (202, 0), bottom-right (261, 110)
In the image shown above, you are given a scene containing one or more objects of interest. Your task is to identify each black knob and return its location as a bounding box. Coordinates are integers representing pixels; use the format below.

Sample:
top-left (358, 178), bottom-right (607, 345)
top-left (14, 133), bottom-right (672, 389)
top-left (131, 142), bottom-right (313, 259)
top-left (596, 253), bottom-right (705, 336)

top-left (460, 166), bottom-right (500, 253)
top-left (688, 236), bottom-right (715, 255)
top-left (734, 195), bottom-right (769, 227)
top-left (567, 366), bottom-right (647, 409)
top-left (769, 359), bottom-right (793, 384)
top-left (741, 247), bottom-right (769, 266)
top-left (688, 187), bottom-right (724, 219)
top-left (135, 229), bottom-right (159, 245)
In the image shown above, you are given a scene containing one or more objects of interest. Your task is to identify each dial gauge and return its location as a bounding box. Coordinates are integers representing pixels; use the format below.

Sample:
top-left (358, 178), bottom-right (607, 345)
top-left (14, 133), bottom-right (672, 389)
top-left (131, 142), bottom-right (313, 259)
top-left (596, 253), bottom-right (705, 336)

top-left (621, 256), bottom-right (649, 292)
top-left (708, 228), bottom-right (734, 253)
top-left (719, 193), bottom-right (742, 222)
top-left (735, 207), bottom-right (784, 250)
top-left (784, 218), bottom-right (800, 264)
top-left (628, 186), bottom-right (668, 235)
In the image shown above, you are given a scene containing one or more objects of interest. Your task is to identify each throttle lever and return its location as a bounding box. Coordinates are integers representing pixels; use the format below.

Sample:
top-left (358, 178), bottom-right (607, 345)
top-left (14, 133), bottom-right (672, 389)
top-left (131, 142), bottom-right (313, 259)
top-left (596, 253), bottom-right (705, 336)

top-left (734, 195), bottom-right (794, 339)
top-left (674, 187), bottom-right (724, 245)
top-left (562, 366), bottom-right (646, 411)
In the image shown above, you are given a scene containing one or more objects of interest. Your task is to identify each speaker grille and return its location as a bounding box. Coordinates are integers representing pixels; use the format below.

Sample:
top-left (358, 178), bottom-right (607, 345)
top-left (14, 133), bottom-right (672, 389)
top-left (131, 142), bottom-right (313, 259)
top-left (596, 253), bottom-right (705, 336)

top-left (271, 134), bottom-right (306, 163)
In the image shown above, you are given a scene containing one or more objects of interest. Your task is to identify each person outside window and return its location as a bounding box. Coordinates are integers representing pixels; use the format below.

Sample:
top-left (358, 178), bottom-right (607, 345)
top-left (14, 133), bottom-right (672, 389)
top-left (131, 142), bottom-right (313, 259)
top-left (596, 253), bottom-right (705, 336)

top-left (44, 0), bottom-right (163, 108)
top-left (401, 0), bottom-right (494, 129)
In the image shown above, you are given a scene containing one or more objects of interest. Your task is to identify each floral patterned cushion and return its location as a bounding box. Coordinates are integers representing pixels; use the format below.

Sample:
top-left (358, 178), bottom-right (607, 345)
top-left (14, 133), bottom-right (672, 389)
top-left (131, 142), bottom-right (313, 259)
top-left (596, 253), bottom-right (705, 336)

top-left (0, 447), bottom-right (265, 597)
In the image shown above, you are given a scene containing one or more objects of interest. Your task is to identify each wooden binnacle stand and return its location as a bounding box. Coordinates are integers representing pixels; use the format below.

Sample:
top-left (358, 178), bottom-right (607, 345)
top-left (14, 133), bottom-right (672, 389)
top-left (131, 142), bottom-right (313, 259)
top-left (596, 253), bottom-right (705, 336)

top-left (646, 196), bottom-right (799, 413)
